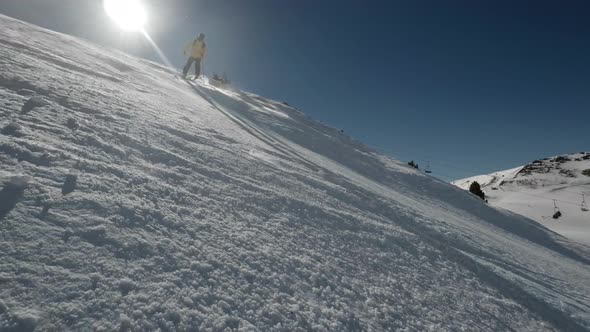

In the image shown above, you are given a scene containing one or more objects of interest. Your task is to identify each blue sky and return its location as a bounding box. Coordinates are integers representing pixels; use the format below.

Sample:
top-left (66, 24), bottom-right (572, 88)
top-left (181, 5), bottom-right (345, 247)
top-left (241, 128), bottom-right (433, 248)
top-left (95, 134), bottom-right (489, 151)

top-left (2, 0), bottom-right (589, 180)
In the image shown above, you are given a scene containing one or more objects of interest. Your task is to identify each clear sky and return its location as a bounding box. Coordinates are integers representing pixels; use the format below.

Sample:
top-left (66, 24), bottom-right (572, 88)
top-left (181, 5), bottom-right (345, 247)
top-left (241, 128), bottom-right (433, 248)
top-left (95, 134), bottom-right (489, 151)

top-left (1, 0), bottom-right (589, 181)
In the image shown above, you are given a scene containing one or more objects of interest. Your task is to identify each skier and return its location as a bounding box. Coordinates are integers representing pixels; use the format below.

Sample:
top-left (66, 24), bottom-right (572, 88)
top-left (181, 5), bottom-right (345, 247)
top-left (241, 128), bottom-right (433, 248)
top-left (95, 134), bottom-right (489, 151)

top-left (182, 33), bottom-right (207, 79)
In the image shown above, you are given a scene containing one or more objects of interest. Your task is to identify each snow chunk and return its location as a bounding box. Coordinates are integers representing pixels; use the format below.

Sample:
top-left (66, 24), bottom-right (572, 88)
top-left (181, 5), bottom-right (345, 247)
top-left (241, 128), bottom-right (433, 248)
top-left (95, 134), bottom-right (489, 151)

top-left (118, 278), bottom-right (136, 296)
top-left (1, 122), bottom-right (25, 137)
top-left (21, 96), bottom-right (50, 113)
top-left (0, 303), bottom-right (40, 332)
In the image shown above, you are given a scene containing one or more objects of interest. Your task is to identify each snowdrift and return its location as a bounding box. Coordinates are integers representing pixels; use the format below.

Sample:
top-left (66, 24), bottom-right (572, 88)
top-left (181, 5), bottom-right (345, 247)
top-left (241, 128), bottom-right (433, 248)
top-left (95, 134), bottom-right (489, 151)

top-left (1, 15), bottom-right (589, 331)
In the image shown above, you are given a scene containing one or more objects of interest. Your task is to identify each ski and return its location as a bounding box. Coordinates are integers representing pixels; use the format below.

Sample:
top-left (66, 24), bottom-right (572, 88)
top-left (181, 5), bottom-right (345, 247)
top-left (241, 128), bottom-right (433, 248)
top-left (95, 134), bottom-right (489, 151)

top-left (175, 74), bottom-right (198, 82)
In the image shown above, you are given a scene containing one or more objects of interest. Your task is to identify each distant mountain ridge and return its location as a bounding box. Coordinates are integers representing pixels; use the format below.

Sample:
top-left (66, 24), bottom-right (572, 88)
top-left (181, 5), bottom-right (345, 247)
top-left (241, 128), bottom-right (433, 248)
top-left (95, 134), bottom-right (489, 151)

top-left (453, 152), bottom-right (590, 245)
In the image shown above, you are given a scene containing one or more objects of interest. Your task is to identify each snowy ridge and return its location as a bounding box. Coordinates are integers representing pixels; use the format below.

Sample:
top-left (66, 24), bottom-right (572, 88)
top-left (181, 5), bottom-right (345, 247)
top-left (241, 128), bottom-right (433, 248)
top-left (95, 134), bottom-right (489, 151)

top-left (453, 153), bottom-right (590, 245)
top-left (452, 165), bottom-right (525, 189)
top-left (1, 15), bottom-right (590, 331)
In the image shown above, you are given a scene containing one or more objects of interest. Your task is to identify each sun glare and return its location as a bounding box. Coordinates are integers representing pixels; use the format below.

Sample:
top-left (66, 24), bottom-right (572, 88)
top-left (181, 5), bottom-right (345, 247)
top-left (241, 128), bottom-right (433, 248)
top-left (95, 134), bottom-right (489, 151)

top-left (103, 0), bottom-right (147, 31)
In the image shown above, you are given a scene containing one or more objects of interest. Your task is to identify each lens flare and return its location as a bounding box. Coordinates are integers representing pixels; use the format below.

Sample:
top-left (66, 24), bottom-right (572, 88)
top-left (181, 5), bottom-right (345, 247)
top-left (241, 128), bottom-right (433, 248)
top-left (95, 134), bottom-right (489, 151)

top-left (103, 0), bottom-right (147, 31)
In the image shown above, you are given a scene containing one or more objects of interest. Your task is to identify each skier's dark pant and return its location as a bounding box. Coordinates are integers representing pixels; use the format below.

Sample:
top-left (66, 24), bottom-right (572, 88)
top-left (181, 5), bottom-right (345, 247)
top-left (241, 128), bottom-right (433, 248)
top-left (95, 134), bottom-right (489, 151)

top-left (183, 57), bottom-right (201, 78)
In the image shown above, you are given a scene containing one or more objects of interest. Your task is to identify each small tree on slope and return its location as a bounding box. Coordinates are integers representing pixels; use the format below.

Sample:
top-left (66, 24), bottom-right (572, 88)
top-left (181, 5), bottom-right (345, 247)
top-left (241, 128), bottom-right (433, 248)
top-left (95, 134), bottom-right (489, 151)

top-left (469, 181), bottom-right (486, 200)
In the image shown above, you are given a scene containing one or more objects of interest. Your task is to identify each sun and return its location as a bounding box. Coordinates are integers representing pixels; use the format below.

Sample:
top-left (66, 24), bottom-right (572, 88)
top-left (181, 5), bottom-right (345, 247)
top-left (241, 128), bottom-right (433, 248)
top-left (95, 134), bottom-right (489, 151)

top-left (103, 0), bottom-right (147, 31)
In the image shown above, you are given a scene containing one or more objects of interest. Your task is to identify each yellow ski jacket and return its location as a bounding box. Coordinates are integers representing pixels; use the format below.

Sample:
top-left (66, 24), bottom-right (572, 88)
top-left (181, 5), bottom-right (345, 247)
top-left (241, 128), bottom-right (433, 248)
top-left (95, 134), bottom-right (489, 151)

top-left (184, 39), bottom-right (207, 59)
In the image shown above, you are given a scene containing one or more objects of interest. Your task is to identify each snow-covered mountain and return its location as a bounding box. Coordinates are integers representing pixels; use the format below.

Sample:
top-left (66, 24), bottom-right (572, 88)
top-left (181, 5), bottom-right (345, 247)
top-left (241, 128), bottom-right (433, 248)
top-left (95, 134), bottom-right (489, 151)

top-left (1, 14), bottom-right (589, 331)
top-left (453, 153), bottom-right (590, 245)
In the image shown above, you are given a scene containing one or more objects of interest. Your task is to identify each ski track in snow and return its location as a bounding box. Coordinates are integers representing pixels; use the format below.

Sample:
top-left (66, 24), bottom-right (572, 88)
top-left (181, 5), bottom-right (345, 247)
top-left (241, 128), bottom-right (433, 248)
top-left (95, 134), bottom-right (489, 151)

top-left (0, 14), bottom-right (589, 331)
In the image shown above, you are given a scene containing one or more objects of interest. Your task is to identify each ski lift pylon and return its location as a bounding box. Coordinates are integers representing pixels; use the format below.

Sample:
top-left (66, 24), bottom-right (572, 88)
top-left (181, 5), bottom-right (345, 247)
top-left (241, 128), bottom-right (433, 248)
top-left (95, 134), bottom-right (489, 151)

top-left (425, 161), bottom-right (432, 174)
top-left (581, 193), bottom-right (589, 212)
top-left (552, 199), bottom-right (562, 219)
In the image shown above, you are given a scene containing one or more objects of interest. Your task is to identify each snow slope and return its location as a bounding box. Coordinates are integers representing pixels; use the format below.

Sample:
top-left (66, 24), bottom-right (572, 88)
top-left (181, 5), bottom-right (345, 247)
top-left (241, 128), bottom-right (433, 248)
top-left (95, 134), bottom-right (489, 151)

top-left (453, 153), bottom-right (590, 245)
top-left (1, 15), bottom-right (589, 331)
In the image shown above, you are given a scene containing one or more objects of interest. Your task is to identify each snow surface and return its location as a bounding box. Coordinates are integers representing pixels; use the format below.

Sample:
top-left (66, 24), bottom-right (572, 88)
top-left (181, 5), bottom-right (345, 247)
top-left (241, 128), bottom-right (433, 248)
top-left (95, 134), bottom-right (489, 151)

top-left (453, 153), bottom-right (590, 246)
top-left (1, 14), bottom-right (590, 331)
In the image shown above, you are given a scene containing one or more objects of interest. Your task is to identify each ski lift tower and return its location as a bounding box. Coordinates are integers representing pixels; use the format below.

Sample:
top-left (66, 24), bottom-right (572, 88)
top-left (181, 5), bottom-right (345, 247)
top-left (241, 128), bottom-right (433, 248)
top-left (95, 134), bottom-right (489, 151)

top-left (582, 193), bottom-right (589, 212)
top-left (552, 199), bottom-right (562, 219)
